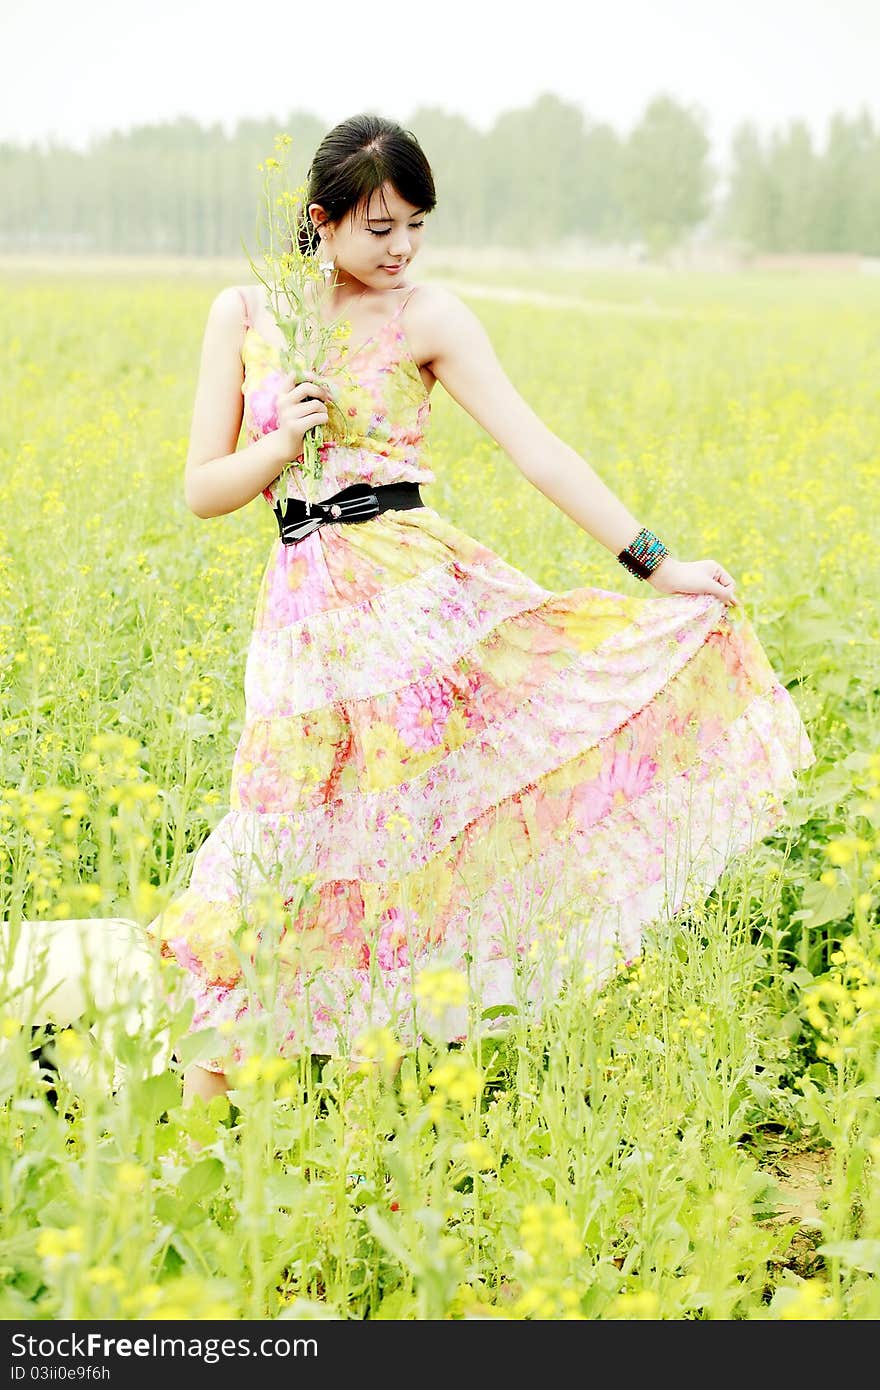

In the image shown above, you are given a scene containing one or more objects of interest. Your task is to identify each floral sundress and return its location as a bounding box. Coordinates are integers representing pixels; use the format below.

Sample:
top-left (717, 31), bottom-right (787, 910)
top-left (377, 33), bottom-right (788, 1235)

top-left (145, 285), bottom-right (815, 1071)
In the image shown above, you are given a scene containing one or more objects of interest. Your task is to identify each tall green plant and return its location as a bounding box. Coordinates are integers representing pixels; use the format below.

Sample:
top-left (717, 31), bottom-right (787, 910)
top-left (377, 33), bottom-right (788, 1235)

top-left (242, 133), bottom-right (354, 513)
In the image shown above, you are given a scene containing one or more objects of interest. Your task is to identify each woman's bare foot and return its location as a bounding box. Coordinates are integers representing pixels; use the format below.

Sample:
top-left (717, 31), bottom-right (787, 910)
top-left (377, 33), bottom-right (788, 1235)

top-left (182, 1062), bottom-right (230, 1107)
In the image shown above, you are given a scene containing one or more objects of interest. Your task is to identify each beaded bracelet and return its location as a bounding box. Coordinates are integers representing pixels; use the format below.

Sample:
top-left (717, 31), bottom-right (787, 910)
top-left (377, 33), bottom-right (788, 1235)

top-left (617, 527), bottom-right (669, 580)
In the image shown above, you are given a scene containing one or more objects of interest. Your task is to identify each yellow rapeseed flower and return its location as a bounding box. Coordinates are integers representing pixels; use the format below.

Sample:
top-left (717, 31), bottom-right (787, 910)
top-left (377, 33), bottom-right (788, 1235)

top-left (462, 1138), bottom-right (496, 1171)
top-left (427, 1054), bottom-right (483, 1109)
top-left (611, 1288), bottom-right (660, 1319)
top-left (235, 1054), bottom-right (289, 1087)
top-left (513, 1282), bottom-right (584, 1319)
top-left (353, 1025), bottom-right (402, 1073)
top-left (520, 1202), bottom-right (582, 1261)
top-left (55, 1028), bottom-right (86, 1061)
top-left (36, 1226), bottom-right (84, 1263)
top-left (825, 837), bottom-right (870, 867)
top-left (85, 1266), bottom-right (125, 1288)
top-left (514, 1283), bottom-right (561, 1319)
top-left (415, 966), bottom-right (468, 1010)
top-left (116, 1162), bottom-right (147, 1193)
top-left (775, 1279), bottom-right (837, 1320)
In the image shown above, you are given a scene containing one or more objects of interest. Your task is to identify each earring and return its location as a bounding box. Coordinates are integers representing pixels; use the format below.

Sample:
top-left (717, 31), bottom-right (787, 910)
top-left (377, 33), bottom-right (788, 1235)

top-left (318, 239), bottom-right (335, 282)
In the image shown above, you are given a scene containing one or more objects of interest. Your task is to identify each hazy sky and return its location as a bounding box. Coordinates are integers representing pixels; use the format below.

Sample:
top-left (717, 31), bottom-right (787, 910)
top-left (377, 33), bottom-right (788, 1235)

top-left (3, 0), bottom-right (877, 173)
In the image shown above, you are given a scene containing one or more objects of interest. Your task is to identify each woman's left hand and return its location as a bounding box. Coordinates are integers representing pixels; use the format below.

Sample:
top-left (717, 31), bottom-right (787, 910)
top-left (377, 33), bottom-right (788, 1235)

top-left (646, 556), bottom-right (739, 607)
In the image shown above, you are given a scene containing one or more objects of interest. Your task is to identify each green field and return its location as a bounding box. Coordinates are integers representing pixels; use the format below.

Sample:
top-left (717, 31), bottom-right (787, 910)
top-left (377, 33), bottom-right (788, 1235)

top-left (0, 261), bottom-right (878, 1319)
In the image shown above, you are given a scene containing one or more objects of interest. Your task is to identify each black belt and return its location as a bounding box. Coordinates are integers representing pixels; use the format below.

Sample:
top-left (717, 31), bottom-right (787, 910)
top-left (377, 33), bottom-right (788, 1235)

top-left (274, 481), bottom-right (425, 545)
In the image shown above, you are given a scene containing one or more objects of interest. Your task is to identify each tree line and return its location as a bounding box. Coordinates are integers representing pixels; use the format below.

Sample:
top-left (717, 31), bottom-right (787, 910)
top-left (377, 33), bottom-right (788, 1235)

top-left (2, 94), bottom-right (878, 257)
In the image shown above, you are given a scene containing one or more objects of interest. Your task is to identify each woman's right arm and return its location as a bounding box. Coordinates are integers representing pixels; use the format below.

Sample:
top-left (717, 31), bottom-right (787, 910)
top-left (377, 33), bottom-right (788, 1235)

top-left (183, 288), bottom-right (330, 519)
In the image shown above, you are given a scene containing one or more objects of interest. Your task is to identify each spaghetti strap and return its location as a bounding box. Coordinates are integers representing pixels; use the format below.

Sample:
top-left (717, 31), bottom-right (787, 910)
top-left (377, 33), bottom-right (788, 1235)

top-left (384, 285), bottom-right (418, 334)
top-left (236, 287), bottom-right (252, 330)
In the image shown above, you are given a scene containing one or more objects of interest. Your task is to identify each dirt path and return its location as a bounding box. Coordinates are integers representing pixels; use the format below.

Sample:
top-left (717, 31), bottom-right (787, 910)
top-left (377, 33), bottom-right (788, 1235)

top-left (422, 276), bottom-right (734, 319)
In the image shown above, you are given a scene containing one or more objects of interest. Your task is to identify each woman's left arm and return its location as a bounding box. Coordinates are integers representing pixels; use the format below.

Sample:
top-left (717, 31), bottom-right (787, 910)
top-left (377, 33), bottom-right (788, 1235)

top-left (413, 286), bottom-right (738, 606)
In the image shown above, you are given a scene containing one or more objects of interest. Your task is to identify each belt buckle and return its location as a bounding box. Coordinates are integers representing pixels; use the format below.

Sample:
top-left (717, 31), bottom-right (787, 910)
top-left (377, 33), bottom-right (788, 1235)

top-left (279, 490), bottom-right (380, 545)
top-left (336, 491), bottom-right (380, 520)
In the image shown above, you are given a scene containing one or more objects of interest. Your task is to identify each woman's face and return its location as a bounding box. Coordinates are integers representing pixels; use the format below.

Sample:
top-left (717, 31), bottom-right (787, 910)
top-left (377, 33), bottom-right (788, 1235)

top-left (309, 181), bottom-right (428, 290)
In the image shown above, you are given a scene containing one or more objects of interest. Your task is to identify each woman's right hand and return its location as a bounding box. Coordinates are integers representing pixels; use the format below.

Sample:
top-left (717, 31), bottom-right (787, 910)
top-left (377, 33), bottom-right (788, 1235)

top-left (275, 371), bottom-right (333, 460)
top-left (647, 556), bottom-right (739, 607)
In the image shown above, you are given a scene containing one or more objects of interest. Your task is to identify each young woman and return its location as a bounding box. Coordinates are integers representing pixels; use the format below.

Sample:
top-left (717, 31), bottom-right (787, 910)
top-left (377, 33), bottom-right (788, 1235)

top-left (143, 112), bottom-right (814, 1107)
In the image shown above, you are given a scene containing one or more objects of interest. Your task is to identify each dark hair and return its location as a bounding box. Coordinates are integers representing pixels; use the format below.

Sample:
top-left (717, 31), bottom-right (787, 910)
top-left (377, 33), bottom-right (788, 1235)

top-left (295, 114), bottom-right (436, 255)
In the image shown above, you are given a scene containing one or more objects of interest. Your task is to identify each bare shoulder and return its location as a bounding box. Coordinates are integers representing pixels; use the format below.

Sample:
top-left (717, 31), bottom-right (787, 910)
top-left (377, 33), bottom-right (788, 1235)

top-left (404, 282), bottom-right (483, 365)
top-left (209, 284), bottom-right (249, 331)
top-left (406, 281), bottom-right (473, 329)
top-left (191, 286), bottom-right (251, 371)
